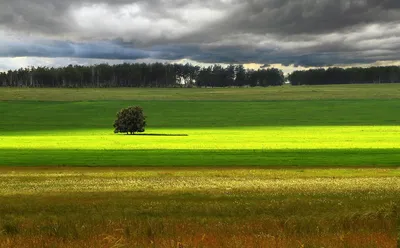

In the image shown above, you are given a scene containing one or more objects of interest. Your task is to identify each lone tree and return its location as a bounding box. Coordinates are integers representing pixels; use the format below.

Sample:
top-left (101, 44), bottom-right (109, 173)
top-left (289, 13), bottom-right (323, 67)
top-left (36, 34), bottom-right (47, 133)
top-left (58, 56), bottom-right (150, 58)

top-left (113, 106), bottom-right (146, 135)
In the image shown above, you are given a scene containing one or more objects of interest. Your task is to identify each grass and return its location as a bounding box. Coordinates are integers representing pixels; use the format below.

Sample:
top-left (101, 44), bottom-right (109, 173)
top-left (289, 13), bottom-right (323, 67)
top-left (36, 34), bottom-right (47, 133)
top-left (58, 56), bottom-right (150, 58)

top-left (1, 84), bottom-right (400, 101)
top-left (2, 126), bottom-right (400, 149)
top-left (0, 99), bottom-right (399, 166)
top-left (0, 85), bottom-right (399, 247)
top-left (0, 168), bottom-right (398, 247)
top-left (1, 149), bottom-right (400, 167)
top-left (1, 100), bottom-right (400, 132)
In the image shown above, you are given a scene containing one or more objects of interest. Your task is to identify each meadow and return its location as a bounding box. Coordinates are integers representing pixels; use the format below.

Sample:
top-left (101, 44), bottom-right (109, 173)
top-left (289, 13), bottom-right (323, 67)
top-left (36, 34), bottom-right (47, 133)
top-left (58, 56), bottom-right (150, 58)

top-left (1, 83), bottom-right (400, 101)
top-left (0, 93), bottom-right (400, 166)
top-left (0, 84), bottom-right (399, 247)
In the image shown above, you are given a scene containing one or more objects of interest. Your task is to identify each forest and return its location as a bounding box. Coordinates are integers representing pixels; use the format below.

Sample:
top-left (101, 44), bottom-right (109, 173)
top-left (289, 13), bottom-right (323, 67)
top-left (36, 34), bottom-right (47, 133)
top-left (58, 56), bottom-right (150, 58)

top-left (1, 63), bottom-right (400, 87)
top-left (288, 66), bottom-right (400, 85)
top-left (0, 63), bottom-right (283, 88)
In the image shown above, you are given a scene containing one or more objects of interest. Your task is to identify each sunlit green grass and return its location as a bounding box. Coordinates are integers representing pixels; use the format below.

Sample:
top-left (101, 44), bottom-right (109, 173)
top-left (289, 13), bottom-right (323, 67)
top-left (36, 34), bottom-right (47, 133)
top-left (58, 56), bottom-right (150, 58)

top-left (1, 126), bottom-right (400, 150)
top-left (0, 87), bottom-right (399, 166)
top-left (1, 99), bottom-right (400, 166)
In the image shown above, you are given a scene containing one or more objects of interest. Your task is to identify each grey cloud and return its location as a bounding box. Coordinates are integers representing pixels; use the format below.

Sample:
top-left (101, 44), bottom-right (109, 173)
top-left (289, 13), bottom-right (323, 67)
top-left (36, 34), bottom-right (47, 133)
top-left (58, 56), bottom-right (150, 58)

top-left (0, 0), bottom-right (142, 35)
top-left (2, 0), bottom-right (400, 36)
top-left (149, 44), bottom-right (377, 67)
top-left (0, 40), bottom-right (149, 60)
top-left (225, 0), bottom-right (400, 35)
top-left (0, 0), bottom-right (229, 35)
top-left (1, 37), bottom-right (400, 67)
top-left (2, 0), bottom-right (400, 67)
top-left (0, 0), bottom-right (70, 35)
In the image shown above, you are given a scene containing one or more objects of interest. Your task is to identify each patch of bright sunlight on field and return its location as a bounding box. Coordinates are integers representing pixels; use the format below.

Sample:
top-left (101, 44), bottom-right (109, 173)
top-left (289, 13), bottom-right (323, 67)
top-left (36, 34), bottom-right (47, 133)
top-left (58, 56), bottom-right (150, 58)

top-left (1, 126), bottom-right (399, 150)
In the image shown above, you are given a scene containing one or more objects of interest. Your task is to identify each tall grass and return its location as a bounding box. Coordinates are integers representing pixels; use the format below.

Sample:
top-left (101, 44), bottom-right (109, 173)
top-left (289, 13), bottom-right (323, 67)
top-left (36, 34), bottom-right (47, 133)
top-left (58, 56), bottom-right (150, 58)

top-left (0, 168), bottom-right (398, 247)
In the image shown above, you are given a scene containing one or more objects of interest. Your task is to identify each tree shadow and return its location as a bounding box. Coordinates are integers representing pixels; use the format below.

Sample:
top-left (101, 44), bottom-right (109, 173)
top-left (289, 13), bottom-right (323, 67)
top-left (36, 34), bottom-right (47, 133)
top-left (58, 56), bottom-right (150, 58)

top-left (133, 133), bottom-right (189, 137)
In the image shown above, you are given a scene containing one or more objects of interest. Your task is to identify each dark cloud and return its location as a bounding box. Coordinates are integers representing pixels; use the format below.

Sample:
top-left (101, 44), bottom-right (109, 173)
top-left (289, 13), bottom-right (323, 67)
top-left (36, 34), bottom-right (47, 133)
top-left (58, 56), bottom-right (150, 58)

top-left (0, 0), bottom-right (229, 36)
top-left (261, 64), bottom-right (271, 68)
top-left (1, 0), bottom-right (400, 67)
top-left (153, 45), bottom-right (377, 67)
top-left (226, 0), bottom-right (400, 35)
top-left (0, 40), bottom-right (149, 60)
top-left (2, 36), bottom-right (400, 67)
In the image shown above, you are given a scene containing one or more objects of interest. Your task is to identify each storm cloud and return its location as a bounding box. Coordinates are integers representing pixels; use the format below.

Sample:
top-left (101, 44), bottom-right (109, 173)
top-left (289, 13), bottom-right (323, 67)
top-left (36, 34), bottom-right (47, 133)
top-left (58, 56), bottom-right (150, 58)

top-left (1, 0), bottom-right (400, 67)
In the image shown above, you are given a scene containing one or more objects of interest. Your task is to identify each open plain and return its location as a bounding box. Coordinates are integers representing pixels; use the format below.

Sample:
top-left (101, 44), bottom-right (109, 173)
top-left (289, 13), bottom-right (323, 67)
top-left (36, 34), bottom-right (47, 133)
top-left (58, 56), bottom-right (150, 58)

top-left (0, 85), bottom-right (399, 247)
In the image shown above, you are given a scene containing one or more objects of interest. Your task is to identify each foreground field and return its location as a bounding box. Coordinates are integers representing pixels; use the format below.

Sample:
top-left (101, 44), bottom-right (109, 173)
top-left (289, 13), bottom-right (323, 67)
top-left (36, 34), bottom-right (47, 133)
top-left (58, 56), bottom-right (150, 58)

top-left (0, 168), bottom-right (398, 248)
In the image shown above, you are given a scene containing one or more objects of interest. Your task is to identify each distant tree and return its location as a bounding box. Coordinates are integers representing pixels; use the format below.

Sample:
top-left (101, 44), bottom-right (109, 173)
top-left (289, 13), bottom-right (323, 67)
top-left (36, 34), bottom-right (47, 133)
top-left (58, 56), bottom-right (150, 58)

top-left (113, 106), bottom-right (146, 135)
top-left (235, 65), bottom-right (247, 86)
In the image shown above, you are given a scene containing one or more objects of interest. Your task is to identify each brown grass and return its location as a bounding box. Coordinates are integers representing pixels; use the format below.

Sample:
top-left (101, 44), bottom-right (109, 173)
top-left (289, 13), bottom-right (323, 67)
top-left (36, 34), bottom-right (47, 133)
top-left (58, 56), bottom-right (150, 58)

top-left (0, 168), bottom-right (398, 247)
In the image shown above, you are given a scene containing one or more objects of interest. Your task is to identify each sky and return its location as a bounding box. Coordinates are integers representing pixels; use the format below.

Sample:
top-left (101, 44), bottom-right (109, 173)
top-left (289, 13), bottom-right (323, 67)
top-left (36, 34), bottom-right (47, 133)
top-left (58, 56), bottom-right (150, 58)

top-left (1, 0), bottom-right (400, 72)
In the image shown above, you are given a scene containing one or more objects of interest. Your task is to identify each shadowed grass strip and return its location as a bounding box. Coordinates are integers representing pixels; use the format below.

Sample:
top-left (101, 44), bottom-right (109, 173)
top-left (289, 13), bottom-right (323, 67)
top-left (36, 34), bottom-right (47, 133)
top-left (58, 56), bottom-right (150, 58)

top-left (1, 149), bottom-right (400, 167)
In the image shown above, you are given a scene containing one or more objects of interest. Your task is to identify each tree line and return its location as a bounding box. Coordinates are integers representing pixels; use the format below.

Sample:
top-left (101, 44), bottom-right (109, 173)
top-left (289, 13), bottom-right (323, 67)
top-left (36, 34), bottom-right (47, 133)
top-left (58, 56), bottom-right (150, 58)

top-left (288, 66), bottom-right (400, 85)
top-left (0, 63), bottom-right (284, 88)
top-left (1, 63), bottom-right (400, 88)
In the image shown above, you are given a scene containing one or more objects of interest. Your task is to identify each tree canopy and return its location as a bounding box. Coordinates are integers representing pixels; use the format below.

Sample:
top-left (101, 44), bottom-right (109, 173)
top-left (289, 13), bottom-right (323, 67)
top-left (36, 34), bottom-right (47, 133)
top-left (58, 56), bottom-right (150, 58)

top-left (0, 63), bottom-right (284, 88)
top-left (2, 63), bottom-right (400, 87)
top-left (288, 66), bottom-right (400, 85)
top-left (113, 106), bottom-right (146, 135)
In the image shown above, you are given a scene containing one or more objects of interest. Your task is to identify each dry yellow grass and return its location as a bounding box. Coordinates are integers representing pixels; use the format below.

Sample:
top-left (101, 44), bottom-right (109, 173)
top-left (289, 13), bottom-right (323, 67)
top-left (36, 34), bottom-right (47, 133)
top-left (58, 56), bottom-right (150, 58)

top-left (0, 168), bottom-right (399, 195)
top-left (0, 168), bottom-right (398, 247)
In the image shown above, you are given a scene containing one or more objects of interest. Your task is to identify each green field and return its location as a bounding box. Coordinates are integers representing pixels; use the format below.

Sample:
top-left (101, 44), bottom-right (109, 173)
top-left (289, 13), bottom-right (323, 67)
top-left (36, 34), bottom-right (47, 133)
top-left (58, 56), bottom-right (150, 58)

top-left (1, 84), bottom-right (400, 101)
top-left (0, 85), bottom-right (399, 247)
top-left (1, 89), bottom-right (400, 166)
